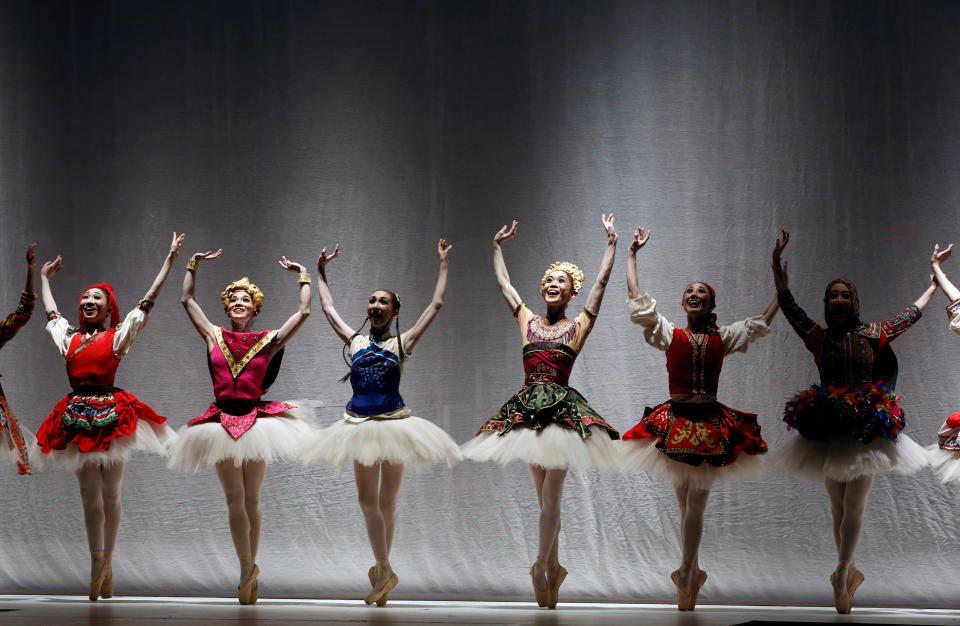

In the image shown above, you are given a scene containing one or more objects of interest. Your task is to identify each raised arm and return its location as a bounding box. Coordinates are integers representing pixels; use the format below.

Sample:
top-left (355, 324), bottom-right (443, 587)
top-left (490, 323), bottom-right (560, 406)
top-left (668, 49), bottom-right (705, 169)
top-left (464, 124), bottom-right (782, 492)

top-left (626, 225), bottom-right (652, 300)
top-left (761, 292), bottom-right (780, 326)
top-left (181, 248), bottom-right (222, 347)
top-left (401, 239), bottom-right (451, 353)
top-left (914, 275), bottom-right (938, 312)
top-left (493, 221), bottom-right (523, 312)
top-left (270, 256), bottom-right (312, 352)
top-left (39, 255), bottom-right (63, 317)
top-left (584, 213), bottom-right (618, 314)
top-left (140, 232), bottom-right (185, 311)
top-left (772, 229), bottom-right (790, 294)
top-left (24, 243), bottom-right (36, 298)
top-left (316, 244), bottom-right (356, 344)
top-left (932, 243), bottom-right (960, 302)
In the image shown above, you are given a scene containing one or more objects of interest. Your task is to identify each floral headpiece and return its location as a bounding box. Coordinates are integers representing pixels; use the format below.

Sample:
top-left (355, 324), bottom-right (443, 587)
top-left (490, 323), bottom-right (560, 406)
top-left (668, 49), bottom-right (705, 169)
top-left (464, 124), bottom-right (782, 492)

top-left (541, 261), bottom-right (584, 293)
top-left (221, 277), bottom-right (264, 313)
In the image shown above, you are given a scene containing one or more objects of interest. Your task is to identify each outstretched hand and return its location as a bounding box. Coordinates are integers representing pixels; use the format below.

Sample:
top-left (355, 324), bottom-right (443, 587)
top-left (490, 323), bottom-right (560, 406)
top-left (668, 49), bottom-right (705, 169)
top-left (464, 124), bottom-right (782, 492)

top-left (494, 220), bottom-right (518, 246)
top-left (169, 232), bottom-right (186, 258)
top-left (25, 243), bottom-right (36, 268)
top-left (438, 238), bottom-right (453, 262)
top-left (772, 229), bottom-right (790, 263)
top-left (932, 243), bottom-right (954, 268)
top-left (602, 213), bottom-right (618, 242)
top-left (317, 244), bottom-right (341, 271)
top-left (629, 226), bottom-right (652, 253)
top-left (278, 256), bottom-right (307, 273)
top-left (191, 249), bottom-right (223, 263)
top-left (41, 255), bottom-right (63, 279)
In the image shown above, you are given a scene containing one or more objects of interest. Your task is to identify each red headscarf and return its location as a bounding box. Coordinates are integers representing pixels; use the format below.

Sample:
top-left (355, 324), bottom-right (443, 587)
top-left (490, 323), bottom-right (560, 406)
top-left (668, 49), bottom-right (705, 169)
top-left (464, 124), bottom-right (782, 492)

top-left (78, 282), bottom-right (120, 330)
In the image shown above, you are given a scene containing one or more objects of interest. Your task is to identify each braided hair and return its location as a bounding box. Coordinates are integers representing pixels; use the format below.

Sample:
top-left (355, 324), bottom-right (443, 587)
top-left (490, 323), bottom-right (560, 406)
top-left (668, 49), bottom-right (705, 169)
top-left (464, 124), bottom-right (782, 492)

top-left (340, 289), bottom-right (403, 381)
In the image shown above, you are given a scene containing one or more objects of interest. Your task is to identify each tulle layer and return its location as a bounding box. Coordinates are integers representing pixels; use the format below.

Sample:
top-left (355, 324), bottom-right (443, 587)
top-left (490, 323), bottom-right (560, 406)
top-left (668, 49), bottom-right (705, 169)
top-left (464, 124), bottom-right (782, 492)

top-left (461, 423), bottom-right (619, 470)
top-left (617, 438), bottom-right (766, 489)
top-left (928, 445), bottom-right (960, 484)
top-left (774, 432), bottom-right (929, 482)
top-left (168, 400), bottom-right (318, 472)
top-left (31, 419), bottom-right (175, 472)
top-left (302, 412), bottom-right (462, 471)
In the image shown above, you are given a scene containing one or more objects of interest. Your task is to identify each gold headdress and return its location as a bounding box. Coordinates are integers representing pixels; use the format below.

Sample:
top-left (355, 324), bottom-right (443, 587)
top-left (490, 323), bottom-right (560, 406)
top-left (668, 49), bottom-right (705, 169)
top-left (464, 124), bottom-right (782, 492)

top-left (541, 261), bottom-right (584, 293)
top-left (221, 277), bottom-right (265, 313)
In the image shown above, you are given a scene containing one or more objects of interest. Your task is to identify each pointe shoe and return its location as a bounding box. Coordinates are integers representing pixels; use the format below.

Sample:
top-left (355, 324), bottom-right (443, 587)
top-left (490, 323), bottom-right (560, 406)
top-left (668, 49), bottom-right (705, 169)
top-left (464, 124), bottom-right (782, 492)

top-left (89, 556), bottom-right (109, 602)
top-left (368, 565), bottom-right (388, 607)
top-left (830, 570), bottom-right (851, 614)
top-left (846, 568), bottom-right (864, 609)
top-left (238, 564), bottom-right (260, 605)
top-left (672, 569), bottom-right (707, 610)
top-left (547, 565), bottom-right (567, 610)
top-left (99, 566), bottom-right (114, 599)
top-left (530, 562), bottom-right (549, 607)
top-left (365, 562), bottom-right (398, 606)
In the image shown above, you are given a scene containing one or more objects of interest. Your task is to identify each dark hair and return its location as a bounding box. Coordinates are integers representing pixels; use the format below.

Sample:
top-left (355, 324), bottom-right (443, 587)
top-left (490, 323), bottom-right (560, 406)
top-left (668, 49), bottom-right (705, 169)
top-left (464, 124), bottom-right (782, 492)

top-left (340, 289), bottom-right (403, 381)
top-left (683, 282), bottom-right (719, 334)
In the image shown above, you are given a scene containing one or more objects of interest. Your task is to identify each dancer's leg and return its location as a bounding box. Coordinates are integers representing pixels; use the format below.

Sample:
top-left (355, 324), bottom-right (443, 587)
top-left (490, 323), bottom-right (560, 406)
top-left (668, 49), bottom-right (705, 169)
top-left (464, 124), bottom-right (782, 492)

top-left (824, 478), bottom-right (846, 556)
top-left (76, 462), bottom-right (105, 580)
top-left (100, 462), bottom-right (126, 566)
top-left (242, 460), bottom-right (267, 562)
top-left (832, 474), bottom-right (874, 595)
top-left (355, 461), bottom-right (388, 561)
top-left (378, 461), bottom-right (404, 556)
top-left (677, 486), bottom-right (710, 592)
top-left (529, 464), bottom-right (567, 590)
top-left (216, 460), bottom-right (254, 584)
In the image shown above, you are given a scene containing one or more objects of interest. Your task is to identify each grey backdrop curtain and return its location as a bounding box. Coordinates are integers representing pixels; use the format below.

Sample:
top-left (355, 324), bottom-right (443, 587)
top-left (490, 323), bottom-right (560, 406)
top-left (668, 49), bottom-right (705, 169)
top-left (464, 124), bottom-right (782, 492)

top-left (1, 0), bottom-right (959, 605)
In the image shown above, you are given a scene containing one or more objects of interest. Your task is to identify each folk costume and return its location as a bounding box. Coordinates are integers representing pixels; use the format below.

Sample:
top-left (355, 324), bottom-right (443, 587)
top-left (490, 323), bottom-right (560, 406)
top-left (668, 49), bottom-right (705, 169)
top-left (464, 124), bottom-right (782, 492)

top-left (776, 282), bottom-right (928, 481)
top-left (0, 291), bottom-right (36, 474)
top-left (303, 334), bottom-right (461, 470)
top-left (929, 299), bottom-right (960, 482)
top-left (620, 293), bottom-right (769, 488)
top-left (168, 327), bottom-right (315, 471)
top-left (35, 284), bottom-right (174, 470)
top-left (461, 302), bottom-right (620, 469)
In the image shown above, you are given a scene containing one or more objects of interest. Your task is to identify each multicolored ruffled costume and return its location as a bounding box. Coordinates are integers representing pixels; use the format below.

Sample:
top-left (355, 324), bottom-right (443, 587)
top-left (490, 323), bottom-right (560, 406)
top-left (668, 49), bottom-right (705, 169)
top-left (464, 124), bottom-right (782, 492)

top-left (0, 291), bottom-right (36, 475)
top-left (34, 307), bottom-right (175, 470)
top-left (302, 334), bottom-right (461, 470)
top-left (619, 294), bottom-right (769, 489)
top-left (168, 327), bottom-right (316, 472)
top-left (775, 289), bottom-right (928, 481)
top-left (461, 304), bottom-right (619, 469)
top-left (929, 299), bottom-right (960, 482)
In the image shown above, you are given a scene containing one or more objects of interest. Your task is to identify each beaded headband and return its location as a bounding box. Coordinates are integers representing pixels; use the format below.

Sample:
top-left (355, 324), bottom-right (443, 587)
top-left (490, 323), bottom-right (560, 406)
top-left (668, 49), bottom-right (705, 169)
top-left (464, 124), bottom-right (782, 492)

top-left (221, 277), bottom-right (264, 313)
top-left (541, 261), bottom-right (584, 293)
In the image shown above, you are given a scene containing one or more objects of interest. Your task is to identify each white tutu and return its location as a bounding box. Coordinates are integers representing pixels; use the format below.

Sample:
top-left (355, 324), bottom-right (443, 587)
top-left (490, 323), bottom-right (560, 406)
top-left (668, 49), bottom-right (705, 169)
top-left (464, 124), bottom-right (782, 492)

top-left (302, 408), bottom-right (462, 471)
top-left (774, 433), bottom-right (929, 482)
top-left (168, 400), bottom-right (318, 472)
top-left (928, 445), bottom-right (960, 483)
top-left (31, 420), bottom-right (175, 472)
top-left (461, 424), bottom-right (619, 470)
top-left (617, 438), bottom-right (766, 489)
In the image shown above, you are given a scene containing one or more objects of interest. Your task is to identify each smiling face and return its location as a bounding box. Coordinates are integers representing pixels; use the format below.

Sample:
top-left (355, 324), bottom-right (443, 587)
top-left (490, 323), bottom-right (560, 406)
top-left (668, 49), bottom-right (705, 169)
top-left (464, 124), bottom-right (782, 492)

top-left (367, 290), bottom-right (399, 330)
top-left (541, 270), bottom-right (575, 306)
top-left (79, 288), bottom-right (109, 327)
top-left (681, 282), bottom-right (715, 318)
top-left (826, 282), bottom-right (854, 325)
top-left (225, 289), bottom-right (257, 323)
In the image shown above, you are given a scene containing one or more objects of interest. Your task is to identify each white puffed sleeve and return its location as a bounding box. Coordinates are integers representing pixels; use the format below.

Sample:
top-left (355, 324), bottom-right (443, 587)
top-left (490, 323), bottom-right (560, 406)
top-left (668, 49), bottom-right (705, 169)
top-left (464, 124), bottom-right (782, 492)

top-left (627, 294), bottom-right (674, 351)
top-left (718, 316), bottom-right (770, 355)
top-left (45, 314), bottom-right (74, 356)
top-left (112, 308), bottom-right (148, 357)
top-left (948, 299), bottom-right (960, 336)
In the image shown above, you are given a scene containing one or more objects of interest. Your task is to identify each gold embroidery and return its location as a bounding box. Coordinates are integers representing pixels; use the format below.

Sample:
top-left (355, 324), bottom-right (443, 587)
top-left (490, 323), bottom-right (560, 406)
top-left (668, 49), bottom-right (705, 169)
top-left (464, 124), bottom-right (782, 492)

top-left (683, 329), bottom-right (709, 394)
top-left (215, 327), bottom-right (277, 379)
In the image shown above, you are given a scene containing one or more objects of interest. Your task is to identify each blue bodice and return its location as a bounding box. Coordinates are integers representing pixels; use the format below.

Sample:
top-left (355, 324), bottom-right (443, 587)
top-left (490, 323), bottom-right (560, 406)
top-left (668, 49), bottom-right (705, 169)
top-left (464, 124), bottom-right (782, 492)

top-left (345, 337), bottom-right (405, 417)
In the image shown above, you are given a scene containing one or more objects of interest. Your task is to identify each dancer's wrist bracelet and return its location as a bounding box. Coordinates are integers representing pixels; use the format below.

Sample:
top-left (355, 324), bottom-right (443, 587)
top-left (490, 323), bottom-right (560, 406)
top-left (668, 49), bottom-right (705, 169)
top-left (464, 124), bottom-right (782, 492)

top-left (186, 258), bottom-right (199, 271)
top-left (298, 272), bottom-right (312, 285)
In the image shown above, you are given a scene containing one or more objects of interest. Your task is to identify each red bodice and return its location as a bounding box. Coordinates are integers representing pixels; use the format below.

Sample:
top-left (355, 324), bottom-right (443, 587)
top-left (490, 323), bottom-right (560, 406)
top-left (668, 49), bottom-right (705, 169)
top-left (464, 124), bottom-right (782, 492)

top-left (65, 330), bottom-right (121, 390)
top-left (521, 344), bottom-right (576, 386)
top-left (665, 328), bottom-right (725, 397)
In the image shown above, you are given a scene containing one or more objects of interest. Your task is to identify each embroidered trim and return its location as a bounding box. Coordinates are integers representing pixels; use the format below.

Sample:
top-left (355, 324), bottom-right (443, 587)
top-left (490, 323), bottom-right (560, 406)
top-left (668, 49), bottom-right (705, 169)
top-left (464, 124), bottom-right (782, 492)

top-left (582, 307), bottom-right (597, 320)
top-left (948, 299), bottom-right (960, 316)
top-left (682, 329), bottom-right (710, 394)
top-left (512, 302), bottom-right (525, 318)
top-left (66, 330), bottom-right (111, 366)
top-left (215, 327), bottom-right (278, 379)
top-left (528, 315), bottom-right (577, 343)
